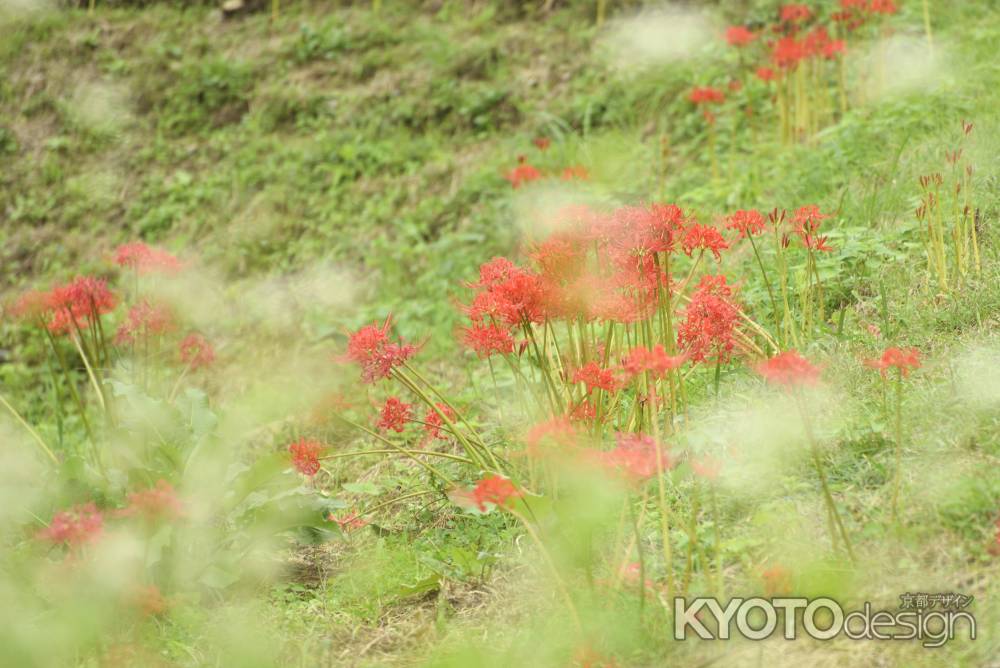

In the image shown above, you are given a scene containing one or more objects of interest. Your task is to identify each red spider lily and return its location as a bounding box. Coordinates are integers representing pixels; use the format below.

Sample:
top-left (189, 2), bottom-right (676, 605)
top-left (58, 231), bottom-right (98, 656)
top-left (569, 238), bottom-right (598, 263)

top-left (117, 480), bottom-right (184, 522)
top-left (621, 344), bottom-right (686, 379)
top-left (523, 416), bottom-right (580, 455)
top-left (725, 209), bottom-right (766, 238)
top-left (38, 502), bottom-right (103, 547)
top-left (793, 205), bottom-right (835, 252)
top-left (179, 333), bottom-right (215, 368)
top-left (691, 456), bottom-right (722, 480)
top-left (868, 0), bottom-right (898, 15)
top-left (45, 277), bottom-right (118, 336)
top-left (989, 516), bottom-right (1000, 556)
top-left (780, 4), bottom-right (812, 24)
top-left (822, 39), bottom-right (846, 59)
top-left (465, 259), bottom-right (546, 326)
top-left (462, 321), bottom-right (515, 358)
top-left (115, 300), bottom-right (175, 345)
top-left (530, 234), bottom-right (588, 282)
top-left (682, 224), bottom-right (729, 260)
top-left (377, 396), bottom-right (413, 433)
top-left (596, 433), bottom-right (672, 483)
top-left (288, 438), bottom-right (324, 476)
top-left (689, 86), bottom-right (725, 105)
top-left (132, 584), bottom-right (168, 617)
top-left (725, 25), bottom-right (757, 47)
top-left (676, 275), bottom-right (740, 364)
top-left (761, 565), bottom-right (792, 595)
top-left (345, 317), bottom-right (417, 383)
top-left (561, 165), bottom-right (589, 181)
top-left (756, 350), bottom-right (822, 387)
top-left (129, 585), bottom-right (169, 617)
top-left (728, 79), bottom-right (743, 92)
top-left (573, 646), bottom-right (620, 668)
top-left (424, 402), bottom-right (457, 440)
top-left (10, 290), bottom-right (52, 323)
top-left (864, 347), bottom-right (921, 378)
top-left (572, 361), bottom-right (619, 394)
top-left (328, 511), bottom-right (368, 531)
top-left (771, 36), bottom-right (806, 69)
top-left (569, 400), bottom-right (597, 422)
top-left (468, 474), bottom-right (522, 512)
top-left (113, 242), bottom-right (182, 275)
top-left (755, 66), bottom-right (777, 82)
top-left (533, 137), bottom-right (551, 151)
top-left (504, 156), bottom-right (542, 189)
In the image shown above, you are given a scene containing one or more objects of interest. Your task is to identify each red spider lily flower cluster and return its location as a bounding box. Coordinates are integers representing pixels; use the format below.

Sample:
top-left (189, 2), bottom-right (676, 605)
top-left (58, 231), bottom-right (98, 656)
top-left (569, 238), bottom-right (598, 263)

top-left (15, 277), bottom-right (118, 335)
top-left (755, 66), bottom-right (777, 82)
top-left (725, 25), bottom-right (756, 47)
top-left (561, 164), bottom-right (590, 181)
top-left (523, 416), bottom-right (581, 455)
top-left (38, 502), bottom-right (103, 547)
top-left (329, 511), bottom-right (368, 532)
top-left (864, 347), bottom-right (921, 377)
top-left (462, 321), bottom-right (515, 358)
top-left (793, 205), bottom-right (835, 252)
top-left (465, 474), bottom-right (522, 512)
top-left (114, 242), bottom-right (183, 275)
top-left (689, 86), bottom-right (725, 106)
top-left (725, 209), bottom-right (766, 239)
top-left (460, 202), bottom-right (700, 339)
top-left (115, 300), bottom-right (175, 345)
top-left (780, 4), bottom-right (812, 24)
top-left (179, 332), bottom-right (215, 368)
top-left (377, 396), bottom-right (413, 432)
top-left (423, 403), bottom-right (457, 440)
top-left (621, 345), bottom-right (686, 379)
top-left (572, 361), bottom-right (619, 394)
top-left (682, 223), bottom-right (729, 260)
top-left (761, 564), bottom-right (793, 595)
top-left (756, 350), bottom-right (822, 387)
top-left (132, 584), bottom-right (168, 617)
top-left (676, 275), bottom-right (741, 364)
top-left (990, 517), bottom-right (1000, 556)
top-left (691, 456), bottom-right (722, 480)
top-left (533, 137), bottom-right (551, 151)
top-left (596, 433), bottom-right (672, 483)
top-left (505, 155), bottom-right (543, 189)
top-left (345, 316), bottom-right (417, 383)
top-left (288, 438), bottom-right (324, 477)
top-left (117, 480), bottom-right (184, 523)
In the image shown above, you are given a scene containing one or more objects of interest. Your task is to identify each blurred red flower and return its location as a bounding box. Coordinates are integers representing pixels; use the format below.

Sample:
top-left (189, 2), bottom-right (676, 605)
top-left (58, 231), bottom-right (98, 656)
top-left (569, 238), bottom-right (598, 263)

top-left (469, 474), bottom-right (521, 511)
top-left (114, 242), bottom-right (182, 275)
top-left (424, 402), bottom-right (457, 440)
top-left (689, 86), bottom-right (725, 105)
top-left (756, 350), bottom-right (822, 387)
top-left (864, 347), bottom-right (921, 377)
top-left (117, 480), bottom-right (184, 523)
top-left (179, 333), bottom-right (216, 369)
top-left (572, 361), bottom-right (619, 394)
top-left (504, 156), bottom-right (542, 189)
top-left (725, 25), bottom-right (756, 47)
top-left (38, 502), bottom-right (103, 547)
top-left (115, 300), bottom-right (175, 345)
top-left (288, 438), bottom-right (324, 476)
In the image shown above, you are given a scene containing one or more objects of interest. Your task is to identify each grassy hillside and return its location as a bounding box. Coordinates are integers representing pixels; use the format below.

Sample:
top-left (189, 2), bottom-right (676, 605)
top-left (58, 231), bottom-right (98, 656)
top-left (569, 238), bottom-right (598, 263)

top-left (1, 1), bottom-right (999, 666)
